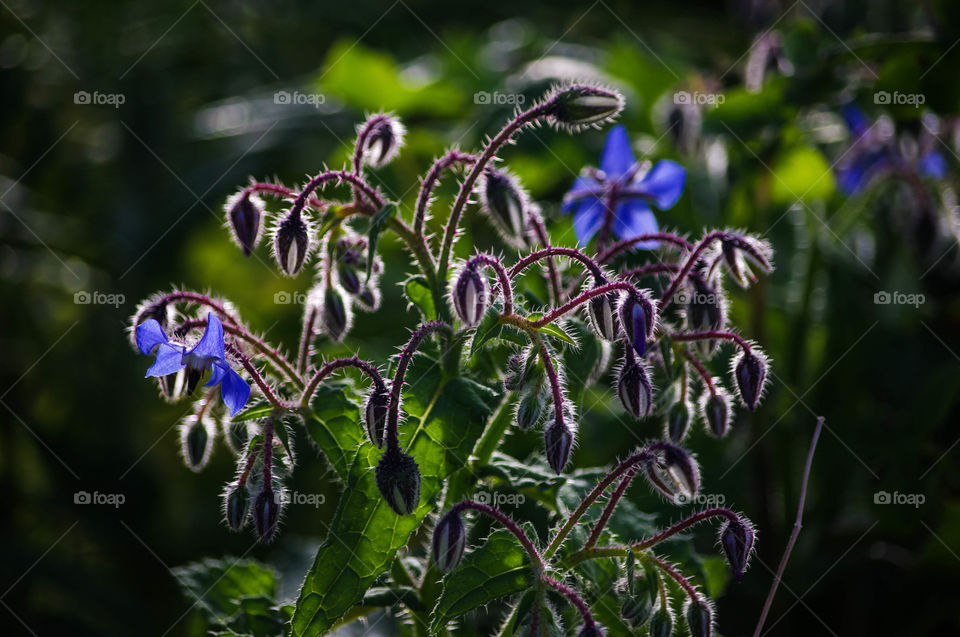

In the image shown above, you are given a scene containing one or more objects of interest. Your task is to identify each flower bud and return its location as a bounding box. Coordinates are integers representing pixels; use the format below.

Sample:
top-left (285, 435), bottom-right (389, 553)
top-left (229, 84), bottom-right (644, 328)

top-left (621, 595), bottom-right (653, 627)
top-left (337, 262), bottom-right (363, 295)
top-left (701, 390), bottom-right (731, 438)
top-left (225, 191), bottom-right (264, 256)
top-left (720, 234), bottom-right (773, 288)
top-left (544, 420), bottom-right (574, 475)
top-left (732, 349), bottom-right (767, 411)
top-left (274, 212), bottom-right (311, 276)
top-left (157, 369), bottom-right (185, 403)
top-left (432, 510), bottom-right (467, 572)
top-left (180, 415), bottom-right (213, 471)
top-left (253, 487), bottom-right (281, 543)
top-left (666, 401), bottom-right (691, 443)
top-left (516, 386), bottom-right (546, 430)
top-left (720, 517), bottom-right (755, 582)
top-left (588, 288), bottom-right (619, 341)
top-left (684, 598), bottom-right (712, 637)
top-left (453, 266), bottom-right (487, 327)
top-left (362, 115), bottom-right (405, 168)
top-left (375, 447), bottom-right (421, 515)
top-left (322, 285), bottom-right (351, 341)
top-left (685, 276), bottom-right (725, 358)
top-left (577, 623), bottom-right (605, 637)
top-left (364, 386), bottom-right (390, 448)
top-left (648, 609), bottom-right (673, 637)
top-left (643, 443), bottom-right (700, 503)
top-left (503, 353), bottom-right (526, 391)
top-left (547, 84), bottom-right (625, 131)
top-left (617, 359), bottom-right (653, 419)
top-left (481, 168), bottom-right (528, 241)
top-left (619, 293), bottom-right (656, 357)
top-left (224, 483), bottom-right (250, 531)
top-left (356, 284), bottom-right (381, 312)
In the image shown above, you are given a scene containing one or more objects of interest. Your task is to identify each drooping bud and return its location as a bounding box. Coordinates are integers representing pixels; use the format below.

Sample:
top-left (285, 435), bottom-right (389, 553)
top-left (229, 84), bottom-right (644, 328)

top-left (666, 401), bottom-right (691, 443)
top-left (701, 390), bottom-right (731, 438)
top-left (157, 369), bottom-right (185, 403)
top-left (516, 386), bottom-right (546, 430)
top-left (547, 84), bottom-right (625, 131)
top-left (732, 349), bottom-right (767, 411)
top-left (356, 284), bottom-right (381, 312)
top-left (588, 287), bottom-right (619, 341)
top-left (337, 262), bottom-right (362, 295)
top-left (481, 168), bottom-right (528, 242)
top-left (321, 285), bottom-right (350, 341)
top-left (225, 190), bottom-right (265, 256)
top-left (619, 292), bottom-right (656, 357)
top-left (432, 509), bottom-right (468, 572)
top-left (617, 358), bottom-right (653, 419)
top-left (643, 443), bottom-right (700, 503)
top-left (362, 115), bottom-right (405, 168)
top-left (577, 622), bottom-right (605, 637)
top-left (375, 446), bottom-right (421, 515)
top-left (364, 386), bottom-right (390, 448)
top-left (684, 598), bottom-right (713, 637)
top-left (648, 609), bottom-right (673, 637)
top-left (273, 212), bottom-right (311, 276)
top-left (453, 266), bottom-right (487, 327)
top-left (720, 516), bottom-right (755, 582)
top-left (253, 487), bottom-right (281, 543)
top-left (720, 234), bottom-right (773, 288)
top-left (180, 414), bottom-right (213, 471)
top-left (544, 420), bottom-right (574, 475)
top-left (621, 595), bottom-right (653, 627)
top-left (503, 353), bottom-right (527, 391)
top-left (224, 483), bottom-right (250, 531)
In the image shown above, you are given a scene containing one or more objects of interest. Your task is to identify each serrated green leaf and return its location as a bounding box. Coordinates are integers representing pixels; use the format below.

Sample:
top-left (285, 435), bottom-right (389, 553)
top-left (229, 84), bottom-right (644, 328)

top-left (291, 355), bottom-right (499, 636)
top-left (525, 313), bottom-right (577, 347)
top-left (367, 202), bottom-right (397, 281)
top-left (404, 275), bottom-right (437, 320)
top-left (431, 530), bottom-right (534, 632)
top-left (301, 383), bottom-right (366, 480)
top-left (231, 402), bottom-right (274, 423)
top-left (471, 307), bottom-right (528, 355)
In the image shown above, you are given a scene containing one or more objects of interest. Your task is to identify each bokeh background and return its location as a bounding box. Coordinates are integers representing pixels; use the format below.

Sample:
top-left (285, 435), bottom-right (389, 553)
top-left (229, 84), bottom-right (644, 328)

top-left (3, 0), bottom-right (960, 635)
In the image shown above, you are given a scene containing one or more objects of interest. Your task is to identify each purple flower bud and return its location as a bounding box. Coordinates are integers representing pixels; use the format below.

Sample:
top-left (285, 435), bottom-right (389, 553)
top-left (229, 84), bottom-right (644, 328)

top-left (588, 289), bottom-right (619, 341)
top-left (720, 517), bottom-right (755, 582)
top-left (481, 168), bottom-right (528, 242)
top-left (453, 266), bottom-right (487, 327)
top-left (643, 443), bottom-right (700, 503)
top-left (577, 622), bottom-right (605, 637)
top-left (733, 349), bottom-right (767, 411)
top-left (337, 263), bottom-right (362, 295)
top-left (362, 115), bottom-right (405, 168)
top-left (544, 420), bottom-right (574, 475)
top-left (364, 386), bottom-right (389, 448)
top-left (322, 286), bottom-right (350, 341)
top-left (225, 191), bottom-right (264, 256)
top-left (666, 400), bottom-right (691, 443)
top-left (503, 353), bottom-right (526, 391)
top-left (701, 390), bottom-right (731, 439)
top-left (432, 509), bottom-right (467, 572)
top-left (720, 234), bottom-right (773, 288)
top-left (356, 284), bottom-right (381, 312)
top-left (547, 84), bottom-right (625, 131)
top-left (375, 447), bottom-right (421, 515)
top-left (180, 415), bottom-right (212, 471)
top-left (619, 293), bottom-right (656, 357)
top-left (617, 359), bottom-right (653, 419)
top-left (253, 487), bottom-right (281, 543)
top-left (648, 609), bottom-right (672, 637)
top-left (684, 598), bottom-right (713, 637)
top-left (274, 212), bottom-right (312, 276)
top-left (224, 483), bottom-right (249, 531)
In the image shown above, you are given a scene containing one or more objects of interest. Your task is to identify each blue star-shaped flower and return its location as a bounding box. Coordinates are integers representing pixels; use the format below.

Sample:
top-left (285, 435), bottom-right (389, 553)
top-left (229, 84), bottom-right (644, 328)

top-left (563, 125), bottom-right (686, 248)
top-left (136, 312), bottom-right (251, 416)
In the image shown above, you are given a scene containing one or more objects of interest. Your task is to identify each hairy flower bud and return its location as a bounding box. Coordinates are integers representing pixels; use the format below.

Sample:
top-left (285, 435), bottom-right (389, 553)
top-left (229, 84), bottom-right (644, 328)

top-left (701, 390), bottom-right (731, 438)
top-left (619, 292), bottom-right (656, 357)
top-left (253, 487), bottom-right (281, 543)
top-left (732, 349), bottom-right (767, 411)
top-left (588, 287), bottom-right (619, 341)
top-left (322, 286), bottom-right (350, 341)
top-left (362, 115), bottom-right (405, 168)
top-left (453, 266), bottom-right (487, 327)
top-left (544, 420), bottom-right (574, 475)
top-left (481, 168), bottom-right (528, 242)
top-left (376, 447), bottom-right (421, 515)
top-left (547, 84), bottom-right (625, 131)
top-left (225, 191), bottom-right (264, 256)
top-left (685, 599), bottom-right (713, 637)
top-left (180, 415), bottom-right (213, 471)
top-left (666, 400), bottom-right (691, 443)
top-left (503, 353), bottom-right (526, 391)
top-left (720, 234), bottom-right (773, 288)
top-left (432, 510), bottom-right (467, 572)
top-left (644, 443), bottom-right (700, 503)
top-left (617, 358), bottom-right (653, 419)
top-left (274, 212), bottom-right (311, 276)
top-left (649, 609), bottom-right (673, 637)
top-left (720, 517), bottom-right (755, 582)
top-left (364, 386), bottom-right (390, 448)
top-left (224, 483), bottom-right (250, 531)
top-left (621, 595), bottom-right (653, 627)
top-left (356, 284), bottom-right (381, 312)
top-left (516, 386), bottom-right (546, 430)
top-left (577, 623), bottom-right (605, 637)
top-left (337, 262), bottom-right (362, 295)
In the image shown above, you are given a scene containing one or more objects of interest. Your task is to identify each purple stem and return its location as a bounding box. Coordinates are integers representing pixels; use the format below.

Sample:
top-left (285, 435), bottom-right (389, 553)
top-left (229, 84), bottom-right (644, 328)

top-left (597, 233), bottom-right (694, 263)
top-left (262, 415), bottom-right (275, 490)
top-left (386, 321), bottom-right (451, 449)
top-left (648, 553), bottom-right (701, 601)
top-left (242, 181), bottom-right (327, 212)
top-left (414, 150), bottom-right (477, 236)
top-left (536, 339), bottom-right (565, 428)
top-left (466, 253), bottom-right (514, 316)
top-left (300, 356), bottom-right (385, 408)
top-left (509, 246), bottom-right (605, 283)
top-left (584, 466), bottom-right (638, 550)
top-left (542, 576), bottom-right (596, 629)
top-left (632, 507), bottom-right (740, 550)
top-left (453, 500), bottom-right (545, 570)
top-left (528, 280), bottom-right (640, 329)
top-left (526, 211), bottom-right (562, 305)
top-left (289, 170), bottom-right (384, 221)
top-left (297, 305), bottom-right (318, 374)
top-left (659, 230), bottom-right (727, 312)
top-left (680, 348), bottom-right (717, 395)
top-left (671, 330), bottom-right (752, 354)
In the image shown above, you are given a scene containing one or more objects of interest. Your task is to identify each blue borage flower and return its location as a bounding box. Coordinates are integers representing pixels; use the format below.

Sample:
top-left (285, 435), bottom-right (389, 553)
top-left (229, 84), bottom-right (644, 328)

top-left (136, 312), bottom-right (251, 416)
top-left (563, 125), bottom-right (686, 247)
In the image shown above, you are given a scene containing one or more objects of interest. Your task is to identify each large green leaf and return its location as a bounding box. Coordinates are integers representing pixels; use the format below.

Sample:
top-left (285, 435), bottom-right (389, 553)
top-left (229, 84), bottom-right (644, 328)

top-left (291, 354), bottom-right (499, 636)
top-left (431, 529), bottom-right (534, 633)
top-left (301, 383), bottom-right (367, 480)
top-left (404, 275), bottom-right (437, 320)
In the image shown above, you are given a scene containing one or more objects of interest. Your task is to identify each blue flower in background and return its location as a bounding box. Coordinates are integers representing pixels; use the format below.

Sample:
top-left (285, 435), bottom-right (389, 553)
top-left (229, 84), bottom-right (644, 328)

top-left (563, 125), bottom-right (686, 248)
top-left (137, 312), bottom-right (251, 416)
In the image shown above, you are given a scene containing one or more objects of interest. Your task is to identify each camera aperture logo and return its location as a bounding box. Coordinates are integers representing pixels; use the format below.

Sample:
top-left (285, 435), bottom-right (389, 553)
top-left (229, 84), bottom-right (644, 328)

top-left (874, 490), bottom-right (924, 508)
top-left (274, 291), bottom-right (308, 305)
top-left (874, 91), bottom-right (925, 108)
top-left (874, 290), bottom-right (924, 308)
top-left (274, 91), bottom-right (326, 108)
top-left (74, 90), bottom-right (126, 108)
top-left (475, 491), bottom-right (525, 507)
top-left (74, 290), bottom-right (125, 307)
top-left (74, 490), bottom-right (125, 508)
top-left (474, 91), bottom-right (526, 106)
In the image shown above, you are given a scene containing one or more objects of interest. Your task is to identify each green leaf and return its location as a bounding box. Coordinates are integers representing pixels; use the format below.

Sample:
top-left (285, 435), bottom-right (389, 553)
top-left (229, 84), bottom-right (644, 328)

top-left (471, 306), bottom-right (528, 355)
top-left (367, 202), bottom-right (397, 281)
top-left (291, 355), bottom-right (499, 636)
top-left (301, 383), bottom-right (366, 481)
top-left (525, 313), bottom-right (577, 347)
top-left (231, 401), bottom-right (275, 423)
top-left (404, 275), bottom-right (437, 320)
top-left (431, 530), bottom-right (534, 632)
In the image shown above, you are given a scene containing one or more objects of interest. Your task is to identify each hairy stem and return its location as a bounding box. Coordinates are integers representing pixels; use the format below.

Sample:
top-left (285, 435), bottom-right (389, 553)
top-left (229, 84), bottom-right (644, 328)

top-left (414, 150), bottom-right (477, 237)
top-left (680, 348), bottom-right (716, 395)
top-left (386, 321), bottom-right (452, 449)
top-left (297, 306), bottom-right (318, 374)
top-left (467, 253), bottom-right (514, 316)
top-left (509, 246), bottom-right (605, 282)
top-left (583, 467), bottom-right (639, 550)
top-left (453, 500), bottom-right (545, 571)
top-left (521, 280), bottom-right (640, 329)
top-left (542, 576), bottom-right (595, 628)
top-left (527, 211), bottom-right (562, 305)
top-left (671, 329), bottom-right (752, 353)
top-left (660, 230), bottom-right (727, 312)
top-left (597, 233), bottom-right (693, 263)
top-left (300, 356), bottom-right (385, 408)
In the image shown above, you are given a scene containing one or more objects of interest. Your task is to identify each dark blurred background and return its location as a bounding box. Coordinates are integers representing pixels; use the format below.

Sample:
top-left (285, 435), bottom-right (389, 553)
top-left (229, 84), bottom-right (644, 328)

top-left (3, 0), bottom-right (960, 635)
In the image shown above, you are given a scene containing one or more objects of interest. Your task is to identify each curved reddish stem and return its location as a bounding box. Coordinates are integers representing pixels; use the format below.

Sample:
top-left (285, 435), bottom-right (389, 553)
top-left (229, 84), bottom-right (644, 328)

top-left (542, 576), bottom-right (596, 629)
top-left (659, 230), bottom-right (727, 312)
top-left (680, 348), bottom-right (717, 395)
top-left (509, 246), bottom-right (605, 282)
top-left (467, 253), bottom-right (514, 316)
top-left (597, 233), bottom-right (693, 263)
top-left (647, 553), bottom-right (701, 601)
top-left (671, 330), bottom-right (752, 354)
top-left (527, 212), bottom-right (562, 304)
top-left (243, 182), bottom-right (326, 211)
top-left (631, 507), bottom-right (740, 551)
top-left (536, 338), bottom-right (565, 428)
top-left (300, 356), bottom-right (385, 408)
top-left (386, 321), bottom-right (452, 449)
top-left (453, 500), bottom-right (545, 570)
top-left (289, 170), bottom-right (384, 221)
top-left (414, 150), bottom-right (477, 236)
top-left (528, 281), bottom-right (639, 328)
